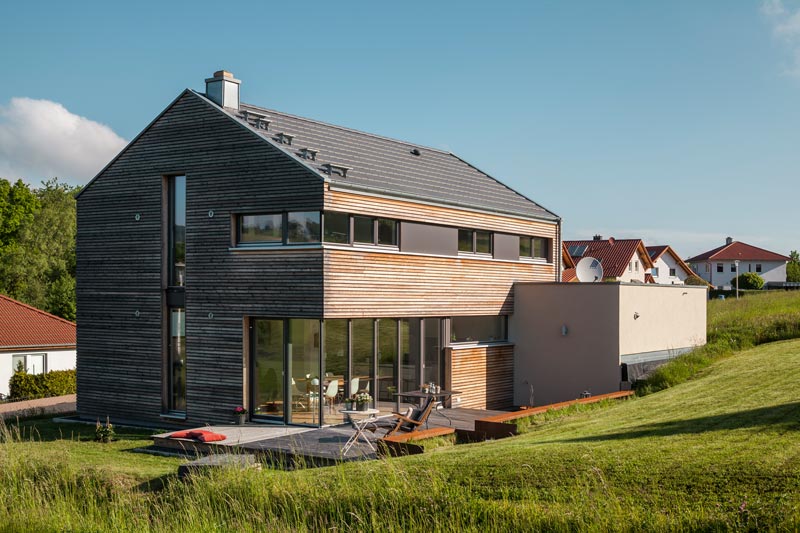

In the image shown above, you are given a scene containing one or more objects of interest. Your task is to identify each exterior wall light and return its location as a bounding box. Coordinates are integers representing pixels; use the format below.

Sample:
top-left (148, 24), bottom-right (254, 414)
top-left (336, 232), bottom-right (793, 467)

top-left (633, 312), bottom-right (640, 320)
top-left (561, 325), bottom-right (568, 336)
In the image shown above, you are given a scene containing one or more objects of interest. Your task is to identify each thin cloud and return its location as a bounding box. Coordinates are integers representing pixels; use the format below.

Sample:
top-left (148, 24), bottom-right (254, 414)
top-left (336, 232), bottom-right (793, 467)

top-left (0, 97), bottom-right (127, 186)
top-left (762, 0), bottom-right (800, 78)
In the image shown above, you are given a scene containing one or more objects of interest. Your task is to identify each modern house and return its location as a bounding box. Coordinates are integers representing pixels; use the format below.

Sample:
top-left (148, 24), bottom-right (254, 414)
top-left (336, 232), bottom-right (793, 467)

top-left (0, 295), bottom-right (76, 398)
top-left (646, 245), bottom-right (694, 285)
top-left (686, 238), bottom-right (789, 288)
top-left (563, 236), bottom-right (654, 283)
top-left (76, 71), bottom-right (562, 428)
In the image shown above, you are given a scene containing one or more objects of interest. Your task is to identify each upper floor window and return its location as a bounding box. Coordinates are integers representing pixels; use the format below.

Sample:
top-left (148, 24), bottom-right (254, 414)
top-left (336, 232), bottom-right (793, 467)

top-left (731, 263), bottom-right (736, 273)
top-left (635, 261), bottom-right (639, 272)
top-left (519, 236), bottom-right (549, 260)
top-left (240, 213), bottom-right (283, 244)
top-left (287, 211), bottom-right (321, 243)
top-left (756, 264), bottom-right (762, 273)
top-left (628, 262), bottom-right (633, 272)
top-left (451, 315), bottom-right (507, 343)
top-left (168, 175), bottom-right (186, 287)
top-left (717, 263), bottom-right (724, 273)
top-left (652, 267), bottom-right (659, 277)
top-left (323, 212), bottom-right (349, 244)
top-left (459, 229), bottom-right (492, 254)
top-left (669, 268), bottom-right (676, 276)
top-left (377, 218), bottom-right (397, 246)
top-left (705, 264), bottom-right (710, 273)
top-left (353, 215), bottom-right (374, 244)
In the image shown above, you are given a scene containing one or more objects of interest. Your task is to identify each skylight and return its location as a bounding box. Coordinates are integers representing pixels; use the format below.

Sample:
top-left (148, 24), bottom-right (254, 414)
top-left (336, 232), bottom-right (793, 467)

top-left (568, 244), bottom-right (588, 257)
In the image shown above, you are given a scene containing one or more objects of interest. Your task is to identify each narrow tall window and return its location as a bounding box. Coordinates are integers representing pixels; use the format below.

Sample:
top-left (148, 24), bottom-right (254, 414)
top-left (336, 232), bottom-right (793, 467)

top-left (168, 308), bottom-right (186, 412)
top-left (168, 176), bottom-right (186, 287)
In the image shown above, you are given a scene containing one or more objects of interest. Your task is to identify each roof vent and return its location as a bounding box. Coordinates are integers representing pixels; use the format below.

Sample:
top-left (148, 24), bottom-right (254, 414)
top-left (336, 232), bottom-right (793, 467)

top-left (205, 70), bottom-right (241, 110)
top-left (410, 148), bottom-right (421, 156)
top-left (321, 163), bottom-right (351, 178)
top-left (298, 148), bottom-right (318, 161)
top-left (238, 110), bottom-right (270, 130)
top-left (274, 132), bottom-right (294, 145)
top-left (726, 236), bottom-right (733, 245)
top-left (593, 234), bottom-right (602, 241)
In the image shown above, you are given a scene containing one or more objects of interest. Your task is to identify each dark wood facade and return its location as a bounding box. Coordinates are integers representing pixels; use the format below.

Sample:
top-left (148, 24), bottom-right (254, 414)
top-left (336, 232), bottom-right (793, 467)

top-left (77, 91), bottom-right (324, 426)
top-left (77, 89), bottom-right (560, 426)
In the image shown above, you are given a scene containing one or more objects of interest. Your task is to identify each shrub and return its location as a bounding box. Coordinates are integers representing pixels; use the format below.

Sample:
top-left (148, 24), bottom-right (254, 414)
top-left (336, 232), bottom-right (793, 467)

top-left (684, 274), bottom-right (708, 286)
top-left (730, 272), bottom-right (764, 290)
top-left (787, 261), bottom-right (800, 283)
top-left (8, 369), bottom-right (76, 400)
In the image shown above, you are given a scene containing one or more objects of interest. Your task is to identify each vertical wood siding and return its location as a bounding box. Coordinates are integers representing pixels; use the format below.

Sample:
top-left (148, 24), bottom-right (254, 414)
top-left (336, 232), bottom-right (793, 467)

top-left (77, 92), bottom-right (324, 426)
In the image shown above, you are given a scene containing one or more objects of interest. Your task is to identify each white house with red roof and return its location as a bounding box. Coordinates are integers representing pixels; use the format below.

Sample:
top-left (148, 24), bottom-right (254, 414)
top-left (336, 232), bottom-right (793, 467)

top-left (646, 245), bottom-right (694, 285)
top-left (564, 236), bottom-right (654, 283)
top-left (0, 295), bottom-right (76, 398)
top-left (686, 238), bottom-right (790, 288)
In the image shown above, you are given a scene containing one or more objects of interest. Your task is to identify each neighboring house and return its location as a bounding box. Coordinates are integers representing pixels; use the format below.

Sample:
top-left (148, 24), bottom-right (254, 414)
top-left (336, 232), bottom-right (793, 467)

top-left (76, 71), bottom-right (562, 427)
top-left (686, 238), bottom-right (789, 288)
top-left (564, 236), bottom-right (654, 283)
top-left (0, 295), bottom-right (76, 398)
top-left (646, 245), bottom-right (694, 285)
top-left (561, 242), bottom-right (577, 282)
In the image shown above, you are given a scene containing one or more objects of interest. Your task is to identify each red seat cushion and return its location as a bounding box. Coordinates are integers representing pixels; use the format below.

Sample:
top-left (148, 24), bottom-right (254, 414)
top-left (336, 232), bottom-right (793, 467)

top-left (192, 430), bottom-right (227, 443)
top-left (168, 430), bottom-right (196, 439)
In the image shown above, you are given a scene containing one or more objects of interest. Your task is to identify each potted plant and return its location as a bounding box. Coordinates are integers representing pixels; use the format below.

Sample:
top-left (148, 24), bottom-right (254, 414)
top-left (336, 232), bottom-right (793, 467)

top-left (344, 397), bottom-right (354, 411)
top-left (233, 406), bottom-right (248, 425)
top-left (354, 392), bottom-right (372, 411)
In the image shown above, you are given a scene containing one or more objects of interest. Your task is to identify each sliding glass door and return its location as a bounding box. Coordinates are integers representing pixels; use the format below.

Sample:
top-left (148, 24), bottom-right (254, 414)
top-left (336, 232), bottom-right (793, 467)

top-left (252, 319), bottom-right (284, 420)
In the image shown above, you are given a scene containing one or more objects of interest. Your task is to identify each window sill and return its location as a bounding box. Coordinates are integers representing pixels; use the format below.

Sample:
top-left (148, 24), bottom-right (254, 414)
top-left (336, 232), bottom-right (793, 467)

top-left (449, 341), bottom-right (514, 350)
top-left (229, 244), bottom-right (323, 252)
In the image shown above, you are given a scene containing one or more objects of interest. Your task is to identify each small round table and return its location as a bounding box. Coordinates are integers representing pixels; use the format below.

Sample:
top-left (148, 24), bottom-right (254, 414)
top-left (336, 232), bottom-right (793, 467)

top-left (339, 408), bottom-right (380, 455)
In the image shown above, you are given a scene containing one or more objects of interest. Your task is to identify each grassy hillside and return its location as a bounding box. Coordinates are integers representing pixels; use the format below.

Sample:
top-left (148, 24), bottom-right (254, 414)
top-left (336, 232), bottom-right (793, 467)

top-left (3, 337), bottom-right (800, 531)
top-left (638, 290), bottom-right (800, 394)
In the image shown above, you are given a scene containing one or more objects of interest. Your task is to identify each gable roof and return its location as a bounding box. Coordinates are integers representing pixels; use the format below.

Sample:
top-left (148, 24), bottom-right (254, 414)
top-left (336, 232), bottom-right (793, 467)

top-left (212, 96), bottom-right (559, 221)
top-left (0, 295), bottom-right (76, 350)
top-left (647, 245), bottom-right (694, 277)
top-left (686, 241), bottom-right (790, 263)
top-left (564, 238), bottom-right (654, 279)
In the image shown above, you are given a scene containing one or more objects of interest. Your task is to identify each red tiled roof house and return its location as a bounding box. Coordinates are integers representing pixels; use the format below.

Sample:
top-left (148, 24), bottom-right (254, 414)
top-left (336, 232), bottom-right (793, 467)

top-left (686, 237), bottom-right (789, 288)
top-left (646, 245), bottom-right (694, 285)
top-left (564, 236), bottom-right (654, 283)
top-left (0, 295), bottom-right (76, 398)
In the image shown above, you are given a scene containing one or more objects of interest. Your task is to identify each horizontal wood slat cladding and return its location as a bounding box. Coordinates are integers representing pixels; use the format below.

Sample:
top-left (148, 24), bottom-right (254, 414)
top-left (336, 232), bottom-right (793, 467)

top-left (323, 249), bottom-right (555, 317)
top-left (326, 189), bottom-right (558, 238)
top-left (448, 345), bottom-right (514, 410)
top-left (77, 91), bottom-right (325, 426)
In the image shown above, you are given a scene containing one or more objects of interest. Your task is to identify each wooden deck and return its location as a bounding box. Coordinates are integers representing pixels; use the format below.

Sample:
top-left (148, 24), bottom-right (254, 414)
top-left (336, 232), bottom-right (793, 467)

top-left (151, 407), bottom-right (507, 466)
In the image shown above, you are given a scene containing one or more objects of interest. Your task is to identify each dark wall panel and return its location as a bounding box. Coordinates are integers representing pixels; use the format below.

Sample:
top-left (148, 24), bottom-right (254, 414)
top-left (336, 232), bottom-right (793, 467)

top-left (399, 221), bottom-right (458, 256)
top-left (77, 91), bottom-right (324, 426)
top-left (493, 233), bottom-right (520, 261)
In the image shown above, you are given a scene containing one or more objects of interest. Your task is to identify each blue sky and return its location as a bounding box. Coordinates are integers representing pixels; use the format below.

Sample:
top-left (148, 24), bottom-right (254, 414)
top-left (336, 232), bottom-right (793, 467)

top-left (1, 0), bottom-right (798, 258)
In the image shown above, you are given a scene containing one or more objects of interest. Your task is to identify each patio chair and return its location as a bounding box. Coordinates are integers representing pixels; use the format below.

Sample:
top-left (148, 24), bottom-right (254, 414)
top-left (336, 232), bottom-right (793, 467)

top-left (324, 379), bottom-right (339, 413)
top-left (371, 396), bottom-right (437, 437)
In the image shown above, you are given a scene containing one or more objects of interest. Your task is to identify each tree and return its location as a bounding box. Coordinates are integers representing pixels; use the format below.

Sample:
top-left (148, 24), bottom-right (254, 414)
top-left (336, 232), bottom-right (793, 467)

top-left (731, 272), bottom-right (765, 290)
top-left (0, 179), bottom-right (38, 250)
top-left (788, 250), bottom-right (800, 283)
top-left (0, 178), bottom-right (78, 319)
top-left (684, 274), bottom-right (708, 286)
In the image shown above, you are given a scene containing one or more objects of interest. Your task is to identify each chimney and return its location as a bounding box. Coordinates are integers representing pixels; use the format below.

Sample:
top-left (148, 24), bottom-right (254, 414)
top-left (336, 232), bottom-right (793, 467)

top-left (593, 234), bottom-right (602, 241)
top-left (725, 236), bottom-right (733, 245)
top-left (205, 70), bottom-right (240, 110)
top-left (608, 237), bottom-right (615, 246)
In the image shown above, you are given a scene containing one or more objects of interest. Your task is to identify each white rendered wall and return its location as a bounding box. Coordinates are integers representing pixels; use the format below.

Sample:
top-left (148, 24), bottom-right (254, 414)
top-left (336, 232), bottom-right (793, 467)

top-left (1, 349), bottom-right (76, 397)
top-left (651, 254), bottom-right (688, 284)
top-left (697, 260), bottom-right (786, 288)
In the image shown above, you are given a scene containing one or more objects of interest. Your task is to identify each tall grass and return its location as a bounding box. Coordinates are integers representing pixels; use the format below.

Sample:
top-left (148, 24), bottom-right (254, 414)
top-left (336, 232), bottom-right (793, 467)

top-left (636, 290), bottom-right (800, 395)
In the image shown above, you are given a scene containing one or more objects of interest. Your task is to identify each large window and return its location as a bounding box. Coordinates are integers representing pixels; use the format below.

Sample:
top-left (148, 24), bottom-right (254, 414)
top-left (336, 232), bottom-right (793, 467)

top-left (240, 214), bottom-right (283, 244)
top-left (12, 353), bottom-right (46, 375)
top-left (252, 319), bottom-right (284, 419)
top-left (287, 212), bottom-right (321, 243)
top-left (287, 319), bottom-right (320, 425)
top-left (351, 319), bottom-right (374, 401)
top-left (168, 175), bottom-right (186, 287)
top-left (377, 319), bottom-right (398, 414)
top-left (451, 315), bottom-right (507, 343)
top-left (322, 319), bottom-right (348, 425)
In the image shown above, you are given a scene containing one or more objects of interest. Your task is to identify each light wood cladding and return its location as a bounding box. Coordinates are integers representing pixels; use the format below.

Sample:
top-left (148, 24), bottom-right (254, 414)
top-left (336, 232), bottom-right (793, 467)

top-left (447, 345), bottom-right (514, 410)
top-left (324, 249), bottom-right (555, 317)
top-left (327, 189), bottom-right (557, 238)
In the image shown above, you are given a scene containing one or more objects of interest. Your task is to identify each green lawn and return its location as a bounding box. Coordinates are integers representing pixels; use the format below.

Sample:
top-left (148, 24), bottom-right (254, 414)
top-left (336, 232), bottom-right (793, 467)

top-left (2, 291), bottom-right (800, 531)
top-left (3, 337), bottom-right (800, 531)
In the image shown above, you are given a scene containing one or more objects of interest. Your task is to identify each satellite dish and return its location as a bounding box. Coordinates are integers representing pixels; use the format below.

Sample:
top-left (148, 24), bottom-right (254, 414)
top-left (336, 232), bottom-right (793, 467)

top-left (576, 256), bottom-right (604, 282)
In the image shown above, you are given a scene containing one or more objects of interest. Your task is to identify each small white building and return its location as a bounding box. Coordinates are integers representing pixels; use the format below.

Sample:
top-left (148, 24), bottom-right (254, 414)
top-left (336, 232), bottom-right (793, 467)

top-left (646, 245), bottom-right (694, 285)
top-left (0, 295), bottom-right (76, 398)
top-left (686, 238), bottom-right (789, 288)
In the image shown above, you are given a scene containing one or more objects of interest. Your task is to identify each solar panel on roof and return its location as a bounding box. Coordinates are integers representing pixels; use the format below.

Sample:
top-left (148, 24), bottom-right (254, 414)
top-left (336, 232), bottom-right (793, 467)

top-left (568, 245), bottom-right (588, 257)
